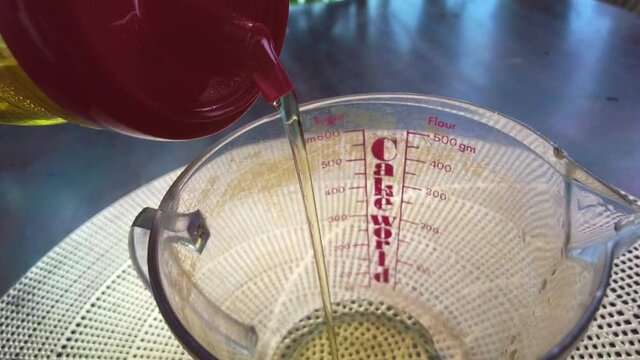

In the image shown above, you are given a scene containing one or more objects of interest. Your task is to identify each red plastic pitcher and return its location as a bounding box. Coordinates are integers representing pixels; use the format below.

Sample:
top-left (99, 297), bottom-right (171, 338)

top-left (0, 0), bottom-right (292, 139)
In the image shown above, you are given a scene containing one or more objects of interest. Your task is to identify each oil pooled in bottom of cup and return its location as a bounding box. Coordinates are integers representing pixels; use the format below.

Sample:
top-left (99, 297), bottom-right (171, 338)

top-left (273, 300), bottom-right (441, 360)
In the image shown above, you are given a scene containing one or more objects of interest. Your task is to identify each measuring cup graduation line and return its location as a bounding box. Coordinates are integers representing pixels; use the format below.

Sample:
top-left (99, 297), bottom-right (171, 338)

top-left (393, 130), bottom-right (414, 290)
top-left (401, 219), bottom-right (421, 226)
top-left (406, 158), bottom-right (426, 164)
top-left (344, 129), bottom-right (372, 288)
top-left (407, 130), bottom-right (431, 138)
top-left (394, 130), bottom-right (447, 289)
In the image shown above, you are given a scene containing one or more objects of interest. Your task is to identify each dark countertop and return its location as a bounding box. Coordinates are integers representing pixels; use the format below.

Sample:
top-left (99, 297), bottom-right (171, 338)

top-left (1, 0), bottom-right (638, 294)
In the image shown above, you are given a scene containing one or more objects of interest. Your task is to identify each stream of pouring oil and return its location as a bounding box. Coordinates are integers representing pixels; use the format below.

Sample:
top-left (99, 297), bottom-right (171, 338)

top-left (277, 93), bottom-right (341, 360)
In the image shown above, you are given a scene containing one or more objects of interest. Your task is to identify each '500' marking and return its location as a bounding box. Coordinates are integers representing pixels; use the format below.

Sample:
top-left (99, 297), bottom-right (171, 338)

top-left (321, 158), bottom-right (343, 169)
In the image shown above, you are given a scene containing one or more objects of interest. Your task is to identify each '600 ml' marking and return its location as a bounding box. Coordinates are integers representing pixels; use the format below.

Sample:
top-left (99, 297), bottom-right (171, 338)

top-left (305, 130), bottom-right (340, 144)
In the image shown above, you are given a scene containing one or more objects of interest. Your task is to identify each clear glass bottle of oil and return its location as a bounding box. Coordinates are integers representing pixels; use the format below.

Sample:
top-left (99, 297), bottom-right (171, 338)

top-left (0, 36), bottom-right (73, 126)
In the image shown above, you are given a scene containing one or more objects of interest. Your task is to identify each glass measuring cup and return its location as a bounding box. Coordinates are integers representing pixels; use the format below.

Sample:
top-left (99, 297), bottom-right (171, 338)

top-left (129, 93), bottom-right (640, 359)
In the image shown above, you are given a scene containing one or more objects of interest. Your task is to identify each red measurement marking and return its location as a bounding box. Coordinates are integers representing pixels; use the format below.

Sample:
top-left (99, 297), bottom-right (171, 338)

top-left (321, 159), bottom-right (343, 169)
top-left (394, 130), bottom-right (412, 290)
top-left (420, 223), bottom-right (440, 234)
top-left (328, 214), bottom-right (349, 223)
top-left (361, 130), bottom-right (372, 287)
top-left (400, 219), bottom-right (420, 226)
top-left (347, 129), bottom-right (372, 287)
top-left (403, 185), bottom-right (422, 192)
top-left (407, 130), bottom-right (429, 138)
top-left (305, 130), bottom-right (341, 144)
top-left (397, 259), bottom-right (414, 266)
top-left (313, 114), bottom-right (344, 126)
top-left (425, 187), bottom-right (448, 201)
top-left (430, 160), bottom-right (452, 173)
top-left (416, 264), bottom-right (431, 275)
top-left (408, 130), bottom-right (477, 155)
top-left (427, 116), bottom-right (457, 130)
top-left (335, 245), bottom-right (351, 252)
top-left (325, 186), bottom-right (346, 196)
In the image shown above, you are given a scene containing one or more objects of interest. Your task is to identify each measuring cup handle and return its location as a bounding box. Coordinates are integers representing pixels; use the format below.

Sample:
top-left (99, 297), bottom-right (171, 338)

top-left (129, 207), bottom-right (157, 290)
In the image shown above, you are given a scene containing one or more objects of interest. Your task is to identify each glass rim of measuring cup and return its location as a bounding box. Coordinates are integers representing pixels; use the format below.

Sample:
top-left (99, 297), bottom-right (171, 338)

top-left (144, 92), bottom-right (639, 360)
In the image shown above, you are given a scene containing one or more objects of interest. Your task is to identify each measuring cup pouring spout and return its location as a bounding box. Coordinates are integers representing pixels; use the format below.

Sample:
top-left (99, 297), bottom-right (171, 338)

top-left (563, 166), bottom-right (640, 263)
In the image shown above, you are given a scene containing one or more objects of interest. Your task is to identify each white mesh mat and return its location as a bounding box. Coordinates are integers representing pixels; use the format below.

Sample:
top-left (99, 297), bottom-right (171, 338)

top-left (0, 168), bottom-right (639, 359)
